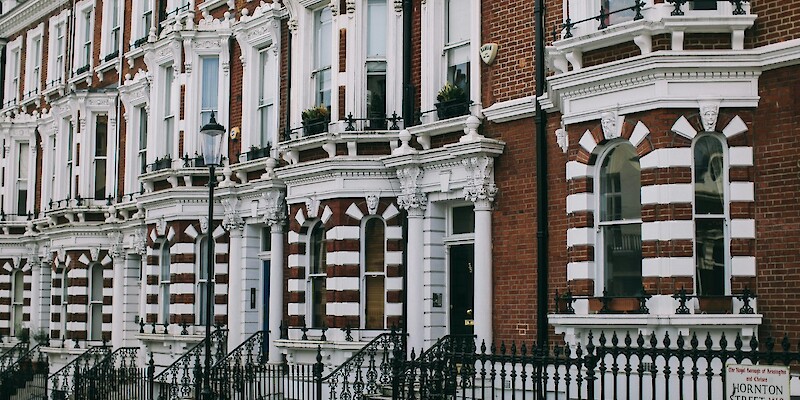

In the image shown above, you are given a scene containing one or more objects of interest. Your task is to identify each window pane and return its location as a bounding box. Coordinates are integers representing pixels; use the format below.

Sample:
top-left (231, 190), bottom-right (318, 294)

top-left (95, 116), bottom-right (108, 156)
top-left (365, 276), bottom-right (384, 329)
top-left (311, 277), bottom-right (326, 327)
top-left (199, 237), bottom-right (209, 280)
top-left (310, 223), bottom-right (326, 274)
top-left (696, 218), bottom-right (725, 296)
top-left (366, 69), bottom-right (386, 129)
top-left (600, 143), bottom-right (641, 221)
top-left (16, 190), bottom-right (26, 215)
top-left (367, 0), bottom-right (387, 57)
top-left (446, 0), bottom-right (470, 44)
top-left (201, 57), bottom-right (219, 111)
top-left (94, 161), bottom-right (106, 199)
top-left (315, 8), bottom-right (332, 69)
top-left (694, 136), bottom-right (725, 215)
top-left (261, 227), bottom-right (272, 252)
top-left (18, 143), bottom-right (29, 176)
top-left (160, 245), bottom-right (170, 281)
top-left (452, 205), bottom-right (475, 234)
top-left (317, 68), bottom-right (331, 107)
top-left (447, 61), bottom-right (470, 98)
top-left (692, 0), bottom-right (717, 10)
top-left (603, 0), bottom-right (636, 25)
top-left (602, 223), bottom-right (642, 296)
top-left (13, 271), bottom-right (23, 301)
top-left (365, 219), bottom-right (385, 273)
top-left (91, 265), bottom-right (103, 302)
top-left (91, 304), bottom-right (103, 340)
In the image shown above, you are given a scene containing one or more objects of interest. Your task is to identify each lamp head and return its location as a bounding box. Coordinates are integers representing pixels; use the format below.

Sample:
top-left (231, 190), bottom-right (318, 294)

top-left (200, 112), bottom-right (226, 166)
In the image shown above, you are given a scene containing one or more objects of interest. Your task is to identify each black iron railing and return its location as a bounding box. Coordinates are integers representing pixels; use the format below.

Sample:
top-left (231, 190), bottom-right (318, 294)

top-left (320, 329), bottom-right (405, 399)
top-left (242, 145), bottom-right (271, 161)
top-left (153, 328), bottom-right (228, 400)
top-left (394, 331), bottom-right (800, 400)
top-left (48, 346), bottom-right (111, 400)
top-left (343, 112), bottom-right (403, 131)
top-left (75, 347), bottom-right (151, 400)
top-left (148, 155), bottom-right (173, 172)
top-left (0, 344), bottom-right (47, 400)
top-left (0, 341), bottom-right (29, 372)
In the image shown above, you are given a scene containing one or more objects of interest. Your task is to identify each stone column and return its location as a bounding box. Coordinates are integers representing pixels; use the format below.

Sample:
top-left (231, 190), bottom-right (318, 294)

top-left (262, 191), bottom-right (286, 363)
top-left (463, 156), bottom-right (498, 347)
top-left (222, 197), bottom-right (245, 352)
top-left (110, 232), bottom-right (125, 349)
top-left (397, 166), bottom-right (427, 353)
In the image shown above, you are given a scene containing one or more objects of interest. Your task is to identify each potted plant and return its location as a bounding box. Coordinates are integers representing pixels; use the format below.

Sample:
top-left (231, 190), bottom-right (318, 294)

top-left (32, 329), bottom-right (49, 345)
top-left (15, 325), bottom-right (29, 343)
top-left (435, 82), bottom-right (470, 120)
top-left (301, 105), bottom-right (330, 136)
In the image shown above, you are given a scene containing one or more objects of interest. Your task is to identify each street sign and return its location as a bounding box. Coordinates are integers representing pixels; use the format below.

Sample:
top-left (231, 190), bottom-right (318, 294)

top-left (726, 364), bottom-right (790, 400)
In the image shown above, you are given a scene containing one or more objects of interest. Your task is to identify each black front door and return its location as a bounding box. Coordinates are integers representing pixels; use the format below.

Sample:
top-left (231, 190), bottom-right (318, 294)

top-left (449, 244), bottom-right (474, 337)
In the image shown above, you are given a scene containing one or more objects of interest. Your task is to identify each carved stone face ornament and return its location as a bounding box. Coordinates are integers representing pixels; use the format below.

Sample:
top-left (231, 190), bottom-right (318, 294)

top-left (601, 111), bottom-right (619, 140)
top-left (700, 103), bottom-right (720, 132)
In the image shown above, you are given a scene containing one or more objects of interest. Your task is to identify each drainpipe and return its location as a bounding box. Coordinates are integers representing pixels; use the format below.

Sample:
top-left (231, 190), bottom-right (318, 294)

top-left (534, 0), bottom-right (549, 349)
top-left (402, 0), bottom-right (413, 127)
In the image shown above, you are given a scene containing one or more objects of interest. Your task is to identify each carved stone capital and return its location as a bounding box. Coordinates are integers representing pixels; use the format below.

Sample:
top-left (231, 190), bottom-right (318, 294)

top-left (260, 191), bottom-right (286, 227)
top-left (396, 166), bottom-right (427, 211)
top-left (462, 156), bottom-right (498, 204)
top-left (133, 229), bottom-right (147, 256)
top-left (221, 197), bottom-right (245, 231)
top-left (108, 231), bottom-right (125, 260)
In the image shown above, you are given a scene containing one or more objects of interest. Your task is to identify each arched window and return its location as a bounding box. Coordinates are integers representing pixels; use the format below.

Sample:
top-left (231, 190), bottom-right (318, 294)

top-left (598, 142), bottom-right (642, 296)
top-left (308, 221), bottom-right (327, 328)
top-left (11, 270), bottom-right (23, 335)
top-left (197, 236), bottom-right (214, 325)
top-left (159, 242), bottom-right (171, 324)
top-left (89, 263), bottom-right (104, 341)
top-left (363, 218), bottom-right (386, 329)
top-left (694, 135), bottom-right (728, 296)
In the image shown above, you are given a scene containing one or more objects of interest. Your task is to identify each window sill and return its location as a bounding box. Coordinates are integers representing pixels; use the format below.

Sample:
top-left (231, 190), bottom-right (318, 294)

top-left (550, 5), bottom-right (756, 72)
top-left (279, 130), bottom-right (402, 165)
top-left (69, 68), bottom-right (93, 86)
top-left (42, 82), bottom-right (65, 100)
top-left (20, 93), bottom-right (40, 107)
top-left (94, 57), bottom-right (120, 81)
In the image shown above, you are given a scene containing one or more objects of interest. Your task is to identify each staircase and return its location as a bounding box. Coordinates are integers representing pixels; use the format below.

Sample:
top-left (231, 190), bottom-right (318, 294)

top-left (0, 343), bottom-right (48, 400)
top-left (153, 328), bottom-right (228, 400)
top-left (48, 345), bottom-right (111, 400)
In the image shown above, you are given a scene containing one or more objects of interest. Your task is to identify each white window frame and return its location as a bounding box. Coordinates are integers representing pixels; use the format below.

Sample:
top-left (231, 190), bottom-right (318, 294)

top-left (199, 56), bottom-right (220, 127)
top-left (594, 141), bottom-right (643, 297)
top-left (306, 221), bottom-right (327, 328)
top-left (64, 117), bottom-right (75, 201)
top-left (419, 0), bottom-right (480, 121)
top-left (89, 263), bottom-right (104, 341)
top-left (23, 24), bottom-right (45, 101)
top-left (14, 141), bottom-right (30, 216)
top-left (92, 114), bottom-right (110, 200)
top-left (159, 242), bottom-right (171, 325)
top-left (312, 6), bottom-right (333, 108)
top-left (361, 216), bottom-right (387, 329)
top-left (100, 0), bottom-right (122, 60)
top-left (186, 35), bottom-right (229, 157)
top-left (3, 37), bottom-right (22, 109)
top-left (46, 10), bottom-right (70, 93)
top-left (46, 132), bottom-right (57, 207)
top-left (73, 0), bottom-right (95, 74)
top-left (162, 65), bottom-right (176, 160)
top-left (692, 133), bottom-right (731, 296)
top-left (257, 49), bottom-right (276, 149)
top-left (11, 269), bottom-right (24, 336)
top-left (196, 236), bottom-right (214, 325)
top-left (131, 0), bottom-right (154, 46)
top-left (60, 268), bottom-right (68, 341)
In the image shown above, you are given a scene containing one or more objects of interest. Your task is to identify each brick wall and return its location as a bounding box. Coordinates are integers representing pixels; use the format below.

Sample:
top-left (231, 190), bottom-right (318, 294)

top-left (753, 64), bottom-right (800, 340)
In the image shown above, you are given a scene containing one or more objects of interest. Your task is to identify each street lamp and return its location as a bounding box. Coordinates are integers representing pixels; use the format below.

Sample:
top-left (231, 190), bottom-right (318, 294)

top-left (199, 112), bottom-right (225, 400)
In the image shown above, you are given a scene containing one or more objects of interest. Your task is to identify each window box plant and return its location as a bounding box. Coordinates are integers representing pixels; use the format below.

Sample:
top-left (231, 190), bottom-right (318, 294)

top-left (302, 105), bottom-right (330, 136)
top-left (246, 144), bottom-right (271, 161)
top-left (435, 82), bottom-right (470, 120)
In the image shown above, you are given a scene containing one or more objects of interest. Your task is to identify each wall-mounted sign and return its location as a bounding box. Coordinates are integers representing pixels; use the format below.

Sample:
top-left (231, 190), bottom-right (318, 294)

top-left (480, 43), bottom-right (499, 65)
top-left (726, 364), bottom-right (790, 400)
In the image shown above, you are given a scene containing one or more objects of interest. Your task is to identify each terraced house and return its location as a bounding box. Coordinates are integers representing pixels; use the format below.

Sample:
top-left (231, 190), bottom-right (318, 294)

top-left (0, 0), bottom-right (797, 399)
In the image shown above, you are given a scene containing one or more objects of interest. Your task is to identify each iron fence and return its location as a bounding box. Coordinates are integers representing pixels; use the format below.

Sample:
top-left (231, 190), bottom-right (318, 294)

top-left (76, 347), bottom-right (152, 400)
top-left (0, 344), bottom-right (47, 400)
top-left (153, 328), bottom-right (228, 400)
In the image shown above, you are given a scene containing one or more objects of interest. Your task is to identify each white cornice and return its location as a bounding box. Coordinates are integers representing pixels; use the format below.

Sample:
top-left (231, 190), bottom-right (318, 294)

top-left (0, 0), bottom-right (70, 38)
top-left (482, 96), bottom-right (536, 123)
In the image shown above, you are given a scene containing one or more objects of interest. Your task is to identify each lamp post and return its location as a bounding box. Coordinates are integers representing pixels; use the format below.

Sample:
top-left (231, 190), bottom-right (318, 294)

top-left (199, 112), bottom-right (225, 400)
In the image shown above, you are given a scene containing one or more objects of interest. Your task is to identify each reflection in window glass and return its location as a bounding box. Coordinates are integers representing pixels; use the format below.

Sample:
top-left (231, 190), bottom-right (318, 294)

top-left (452, 205), bottom-right (475, 235)
top-left (599, 143), bottom-right (642, 296)
top-left (694, 136), bottom-right (725, 215)
top-left (602, 0), bottom-right (636, 26)
top-left (309, 222), bottom-right (327, 327)
top-left (695, 219), bottom-right (725, 296)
